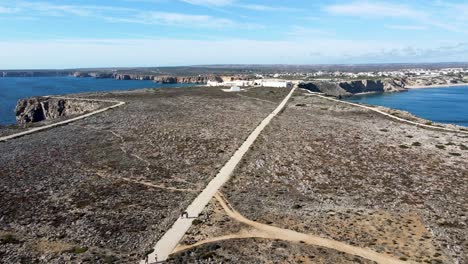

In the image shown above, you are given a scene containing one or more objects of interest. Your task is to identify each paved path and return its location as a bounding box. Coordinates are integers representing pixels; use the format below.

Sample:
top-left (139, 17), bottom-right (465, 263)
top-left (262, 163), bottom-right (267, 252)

top-left (302, 89), bottom-right (468, 135)
top-left (142, 87), bottom-right (297, 263)
top-left (0, 97), bottom-right (125, 142)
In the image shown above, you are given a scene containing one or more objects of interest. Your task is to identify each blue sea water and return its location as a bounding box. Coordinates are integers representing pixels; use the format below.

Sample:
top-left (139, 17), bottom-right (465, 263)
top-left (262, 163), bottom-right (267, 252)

top-left (0, 77), bottom-right (195, 125)
top-left (346, 85), bottom-right (468, 127)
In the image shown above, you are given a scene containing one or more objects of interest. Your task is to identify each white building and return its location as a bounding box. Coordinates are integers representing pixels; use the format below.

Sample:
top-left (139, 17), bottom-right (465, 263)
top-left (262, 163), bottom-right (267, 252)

top-left (255, 79), bottom-right (293, 88)
top-left (208, 79), bottom-right (293, 88)
top-left (207, 80), bottom-right (254, 87)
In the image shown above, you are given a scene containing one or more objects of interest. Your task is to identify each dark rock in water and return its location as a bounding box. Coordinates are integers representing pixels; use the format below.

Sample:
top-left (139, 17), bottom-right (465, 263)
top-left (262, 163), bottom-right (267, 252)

top-left (15, 97), bottom-right (103, 124)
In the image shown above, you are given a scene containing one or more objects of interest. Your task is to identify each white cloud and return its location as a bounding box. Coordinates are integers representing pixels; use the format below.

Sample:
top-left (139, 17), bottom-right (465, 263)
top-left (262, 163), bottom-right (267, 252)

top-left (237, 4), bottom-right (299, 12)
top-left (115, 11), bottom-right (237, 28)
top-left (385, 25), bottom-right (427, 31)
top-left (104, 11), bottom-right (262, 29)
top-left (12, 2), bottom-right (134, 17)
top-left (325, 1), bottom-right (426, 19)
top-left (4, 1), bottom-right (260, 29)
top-left (181, 0), bottom-right (298, 12)
top-left (181, 0), bottom-right (234, 7)
top-left (288, 26), bottom-right (335, 37)
top-left (324, 1), bottom-right (467, 33)
top-left (0, 6), bottom-right (19, 14)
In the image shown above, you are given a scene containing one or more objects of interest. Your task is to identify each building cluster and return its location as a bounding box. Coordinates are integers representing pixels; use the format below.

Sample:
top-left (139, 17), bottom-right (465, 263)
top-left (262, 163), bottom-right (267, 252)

top-left (207, 79), bottom-right (294, 88)
top-left (258, 68), bottom-right (468, 79)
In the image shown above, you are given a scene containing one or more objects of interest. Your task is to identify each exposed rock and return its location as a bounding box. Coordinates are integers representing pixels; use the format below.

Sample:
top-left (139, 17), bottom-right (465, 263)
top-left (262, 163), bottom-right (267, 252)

top-left (72, 72), bottom-right (90, 78)
top-left (1, 71), bottom-right (71, 77)
top-left (15, 97), bottom-right (103, 124)
top-left (111, 74), bottom-right (209, 83)
top-left (299, 79), bottom-right (407, 97)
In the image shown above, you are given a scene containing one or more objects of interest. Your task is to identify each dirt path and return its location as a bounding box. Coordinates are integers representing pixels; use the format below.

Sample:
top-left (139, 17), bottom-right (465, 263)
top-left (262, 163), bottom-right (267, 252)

top-left (196, 192), bottom-right (407, 264)
top-left (302, 89), bottom-right (468, 135)
top-left (0, 97), bottom-right (125, 142)
top-left (93, 170), bottom-right (197, 193)
top-left (236, 94), bottom-right (277, 104)
top-left (140, 87), bottom-right (297, 263)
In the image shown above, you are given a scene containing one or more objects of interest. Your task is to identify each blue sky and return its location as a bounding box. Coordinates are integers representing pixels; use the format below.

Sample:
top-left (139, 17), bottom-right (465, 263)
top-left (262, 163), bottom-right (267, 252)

top-left (0, 0), bottom-right (467, 69)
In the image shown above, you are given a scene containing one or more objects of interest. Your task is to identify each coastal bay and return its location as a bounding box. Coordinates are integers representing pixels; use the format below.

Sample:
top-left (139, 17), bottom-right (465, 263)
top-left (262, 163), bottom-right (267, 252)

top-left (346, 85), bottom-right (468, 127)
top-left (0, 77), bottom-right (195, 126)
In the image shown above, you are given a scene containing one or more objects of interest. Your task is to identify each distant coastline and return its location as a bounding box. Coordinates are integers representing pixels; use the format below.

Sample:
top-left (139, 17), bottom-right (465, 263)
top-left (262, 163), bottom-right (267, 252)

top-left (406, 83), bottom-right (468, 89)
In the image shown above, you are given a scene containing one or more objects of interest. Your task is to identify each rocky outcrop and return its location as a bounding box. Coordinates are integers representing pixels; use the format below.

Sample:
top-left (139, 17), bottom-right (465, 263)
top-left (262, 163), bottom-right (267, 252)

top-left (112, 74), bottom-right (209, 84)
top-left (1, 71), bottom-right (71, 77)
top-left (299, 79), bottom-right (407, 97)
top-left (15, 97), bottom-right (102, 124)
top-left (403, 77), bottom-right (467, 87)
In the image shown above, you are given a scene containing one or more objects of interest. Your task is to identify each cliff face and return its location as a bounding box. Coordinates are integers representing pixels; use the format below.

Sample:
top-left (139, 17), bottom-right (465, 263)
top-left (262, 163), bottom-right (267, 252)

top-left (15, 97), bottom-right (102, 124)
top-left (299, 79), bottom-right (407, 97)
top-left (112, 74), bottom-right (209, 83)
top-left (2, 71), bottom-right (71, 77)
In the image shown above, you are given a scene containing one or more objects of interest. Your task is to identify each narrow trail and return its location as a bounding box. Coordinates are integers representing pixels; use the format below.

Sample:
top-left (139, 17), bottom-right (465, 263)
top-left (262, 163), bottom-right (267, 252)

top-left (302, 89), bottom-right (468, 135)
top-left (173, 231), bottom-right (265, 253)
top-left (0, 97), bottom-right (125, 142)
top-left (141, 87), bottom-right (297, 263)
top-left (236, 94), bottom-right (277, 104)
top-left (93, 170), bottom-right (197, 193)
top-left (183, 192), bottom-right (406, 264)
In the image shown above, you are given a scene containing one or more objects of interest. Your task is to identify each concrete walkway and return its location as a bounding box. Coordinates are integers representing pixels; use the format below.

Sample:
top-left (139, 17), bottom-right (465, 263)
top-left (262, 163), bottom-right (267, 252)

top-left (142, 87), bottom-right (297, 263)
top-left (0, 97), bottom-right (125, 142)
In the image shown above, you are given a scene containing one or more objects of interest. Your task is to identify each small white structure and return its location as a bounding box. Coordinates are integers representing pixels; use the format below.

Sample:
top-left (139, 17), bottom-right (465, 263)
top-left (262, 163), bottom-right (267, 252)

top-left (207, 80), bottom-right (253, 87)
top-left (255, 79), bottom-right (293, 88)
top-left (230, 86), bottom-right (241, 92)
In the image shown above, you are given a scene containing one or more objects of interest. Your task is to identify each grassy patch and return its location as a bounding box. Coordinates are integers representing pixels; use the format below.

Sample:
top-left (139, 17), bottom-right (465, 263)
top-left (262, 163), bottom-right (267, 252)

top-left (399, 145), bottom-right (410, 149)
top-left (449, 153), bottom-right (462, 157)
top-left (72, 247), bottom-right (88, 254)
top-left (380, 129), bottom-right (389, 132)
top-left (460, 144), bottom-right (468, 151)
top-left (412, 142), bottom-right (422, 147)
top-left (435, 145), bottom-right (446, 150)
top-left (292, 204), bottom-right (303, 209)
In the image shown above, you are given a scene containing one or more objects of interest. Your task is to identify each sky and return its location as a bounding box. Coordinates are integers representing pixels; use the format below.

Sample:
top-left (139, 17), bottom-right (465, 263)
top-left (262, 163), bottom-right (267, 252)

top-left (0, 0), bottom-right (467, 69)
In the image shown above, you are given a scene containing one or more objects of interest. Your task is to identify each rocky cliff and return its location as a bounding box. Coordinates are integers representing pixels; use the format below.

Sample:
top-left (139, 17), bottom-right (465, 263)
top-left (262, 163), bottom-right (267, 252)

top-left (112, 74), bottom-right (209, 84)
top-left (15, 97), bottom-right (103, 124)
top-left (2, 71), bottom-right (71, 77)
top-left (299, 79), bottom-right (407, 97)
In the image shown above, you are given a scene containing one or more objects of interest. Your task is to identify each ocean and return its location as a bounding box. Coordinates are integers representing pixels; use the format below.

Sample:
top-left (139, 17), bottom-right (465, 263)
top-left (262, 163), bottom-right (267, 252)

top-left (0, 77), bottom-right (195, 125)
top-left (346, 85), bottom-right (468, 127)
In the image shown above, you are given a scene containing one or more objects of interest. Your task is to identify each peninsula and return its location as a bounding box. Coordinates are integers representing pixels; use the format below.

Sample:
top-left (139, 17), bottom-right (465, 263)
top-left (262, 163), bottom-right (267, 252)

top-left (0, 82), bottom-right (467, 263)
